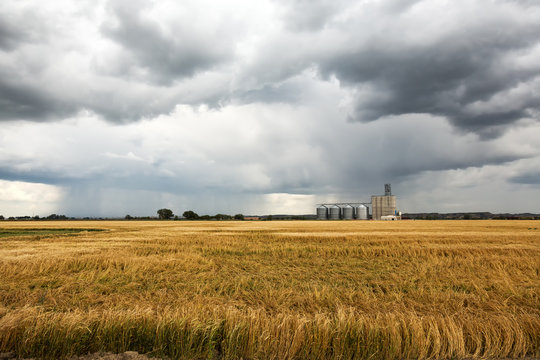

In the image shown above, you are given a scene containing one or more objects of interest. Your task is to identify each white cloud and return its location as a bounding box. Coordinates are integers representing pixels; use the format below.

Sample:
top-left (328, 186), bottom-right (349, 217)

top-left (263, 193), bottom-right (316, 214)
top-left (0, 180), bottom-right (63, 217)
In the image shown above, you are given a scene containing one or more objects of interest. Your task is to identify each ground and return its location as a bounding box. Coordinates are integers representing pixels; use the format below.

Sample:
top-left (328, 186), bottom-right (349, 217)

top-left (0, 220), bottom-right (538, 359)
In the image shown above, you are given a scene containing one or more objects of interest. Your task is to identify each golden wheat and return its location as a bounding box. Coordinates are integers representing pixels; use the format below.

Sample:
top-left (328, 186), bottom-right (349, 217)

top-left (0, 220), bottom-right (538, 359)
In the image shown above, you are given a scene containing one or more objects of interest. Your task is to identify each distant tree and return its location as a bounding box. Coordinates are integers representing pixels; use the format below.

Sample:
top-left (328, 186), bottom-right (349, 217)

top-left (0, 215), bottom-right (4, 220)
top-left (125, 214), bottom-right (133, 220)
top-left (234, 214), bottom-right (244, 220)
top-left (46, 214), bottom-right (67, 220)
top-left (182, 210), bottom-right (199, 220)
top-left (199, 215), bottom-right (211, 220)
top-left (463, 214), bottom-right (471, 220)
top-left (157, 208), bottom-right (174, 220)
top-left (215, 214), bottom-right (232, 220)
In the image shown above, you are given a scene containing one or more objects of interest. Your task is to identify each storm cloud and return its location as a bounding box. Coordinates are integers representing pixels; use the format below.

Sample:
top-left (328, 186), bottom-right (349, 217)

top-left (309, 0), bottom-right (540, 137)
top-left (1, 0), bottom-right (540, 216)
top-left (1, 0), bottom-right (540, 134)
top-left (100, 0), bottom-right (236, 85)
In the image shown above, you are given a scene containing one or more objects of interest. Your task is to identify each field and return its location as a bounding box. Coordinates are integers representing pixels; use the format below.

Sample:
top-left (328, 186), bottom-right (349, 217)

top-left (0, 220), bottom-right (538, 359)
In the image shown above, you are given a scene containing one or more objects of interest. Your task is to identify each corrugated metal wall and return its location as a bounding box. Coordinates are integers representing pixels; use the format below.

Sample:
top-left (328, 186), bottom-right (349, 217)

top-left (371, 195), bottom-right (396, 220)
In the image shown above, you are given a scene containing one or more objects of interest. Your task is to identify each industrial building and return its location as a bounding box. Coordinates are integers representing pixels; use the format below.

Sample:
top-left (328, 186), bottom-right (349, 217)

top-left (316, 184), bottom-right (401, 220)
top-left (371, 184), bottom-right (397, 220)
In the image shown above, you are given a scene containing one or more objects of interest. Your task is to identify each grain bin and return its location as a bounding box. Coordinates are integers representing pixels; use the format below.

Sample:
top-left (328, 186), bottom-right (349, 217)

top-left (316, 205), bottom-right (328, 220)
top-left (356, 204), bottom-right (368, 220)
top-left (329, 205), bottom-right (340, 220)
top-left (342, 205), bottom-right (354, 220)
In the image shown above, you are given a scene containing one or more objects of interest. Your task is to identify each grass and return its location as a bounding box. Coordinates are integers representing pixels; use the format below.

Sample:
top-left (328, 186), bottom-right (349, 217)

top-left (0, 220), bottom-right (538, 359)
top-left (0, 228), bottom-right (104, 238)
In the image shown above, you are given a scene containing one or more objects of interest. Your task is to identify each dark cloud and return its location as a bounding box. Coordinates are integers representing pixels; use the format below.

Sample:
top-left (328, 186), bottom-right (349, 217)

top-left (1, 0), bottom-right (539, 138)
top-left (0, 70), bottom-right (170, 123)
top-left (0, 18), bottom-right (25, 50)
top-left (0, 160), bottom-right (198, 192)
top-left (0, 1), bottom-right (241, 123)
top-left (322, 117), bottom-right (532, 193)
top-left (0, 168), bottom-right (72, 185)
top-left (0, 77), bottom-right (76, 121)
top-left (510, 172), bottom-right (540, 184)
top-left (0, 8), bottom-right (48, 51)
top-left (384, 153), bottom-right (524, 179)
top-left (101, 1), bottom-right (234, 85)
top-left (317, 12), bottom-right (540, 137)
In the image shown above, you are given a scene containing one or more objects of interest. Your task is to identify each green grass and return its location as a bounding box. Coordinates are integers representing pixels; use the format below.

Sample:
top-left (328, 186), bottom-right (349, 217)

top-left (0, 228), bottom-right (104, 238)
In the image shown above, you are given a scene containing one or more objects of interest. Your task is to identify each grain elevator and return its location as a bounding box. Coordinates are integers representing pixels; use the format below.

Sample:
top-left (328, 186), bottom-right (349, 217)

top-left (316, 184), bottom-right (400, 220)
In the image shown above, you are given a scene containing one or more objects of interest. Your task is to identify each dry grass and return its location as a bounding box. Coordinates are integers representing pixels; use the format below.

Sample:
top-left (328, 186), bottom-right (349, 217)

top-left (0, 220), bottom-right (538, 359)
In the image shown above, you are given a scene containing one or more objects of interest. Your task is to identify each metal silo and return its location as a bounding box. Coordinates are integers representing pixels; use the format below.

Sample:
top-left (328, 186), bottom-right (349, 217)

top-left (316, 205), bottom-right (328, 220)
top-left (342, 205), bottom-right (354, 220)
top-left (356, 204), bottom-right (368, 220)
top-left (329, 205), bottom-right (340, 220)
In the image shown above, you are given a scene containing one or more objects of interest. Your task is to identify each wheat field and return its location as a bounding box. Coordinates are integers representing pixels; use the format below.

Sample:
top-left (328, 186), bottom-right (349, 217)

top-left (0, 220), bottom-right (538, 359)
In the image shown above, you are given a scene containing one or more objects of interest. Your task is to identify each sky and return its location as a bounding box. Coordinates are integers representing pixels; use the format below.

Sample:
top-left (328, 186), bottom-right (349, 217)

top-left (1, 0), bottom-right (540, 217)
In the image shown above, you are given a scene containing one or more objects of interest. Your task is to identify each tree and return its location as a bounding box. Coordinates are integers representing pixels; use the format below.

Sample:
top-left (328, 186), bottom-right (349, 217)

top-left (215, 214), bottom-right (232, 220)
top-left (182, 210), bottom-right (199, 220)
top-left (0, 215), bottom-right (4, 220)
top-left (157, 208), bottom-right (174, 220)
top-left (46, 214), bottom-right (67, 220)
top-left (125, 214), bottom-right (133, 220)
top-left (234, 214), bottom-right (244, 220)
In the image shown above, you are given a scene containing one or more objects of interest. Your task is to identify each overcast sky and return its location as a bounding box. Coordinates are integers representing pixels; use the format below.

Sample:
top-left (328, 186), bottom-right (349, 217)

top-left (1, 0), bottom-right (540, 217)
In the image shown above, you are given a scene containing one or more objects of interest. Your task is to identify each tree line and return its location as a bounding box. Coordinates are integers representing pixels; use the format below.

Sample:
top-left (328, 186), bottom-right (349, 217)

top-left (0, 214), bottom-right (69, 221)
top-left (0, 211), bottom-right (245, 221)
top-left (126, 209), bottom-right (244, 221)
